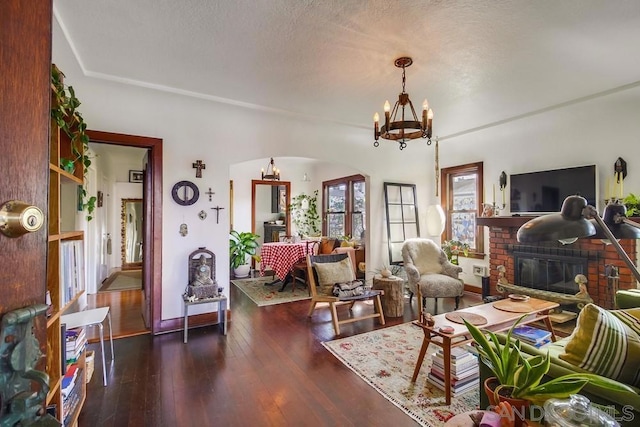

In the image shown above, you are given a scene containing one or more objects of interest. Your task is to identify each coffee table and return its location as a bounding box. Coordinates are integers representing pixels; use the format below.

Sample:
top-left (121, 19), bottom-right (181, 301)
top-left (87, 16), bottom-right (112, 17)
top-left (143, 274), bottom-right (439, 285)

top-left (410, 297), bottom-right (559, 405)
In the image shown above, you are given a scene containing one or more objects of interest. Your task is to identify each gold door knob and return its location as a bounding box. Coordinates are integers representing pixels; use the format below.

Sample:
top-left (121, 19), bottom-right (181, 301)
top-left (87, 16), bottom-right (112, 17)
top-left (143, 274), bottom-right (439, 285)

top-left (0, 200), bottom-right (45, 237)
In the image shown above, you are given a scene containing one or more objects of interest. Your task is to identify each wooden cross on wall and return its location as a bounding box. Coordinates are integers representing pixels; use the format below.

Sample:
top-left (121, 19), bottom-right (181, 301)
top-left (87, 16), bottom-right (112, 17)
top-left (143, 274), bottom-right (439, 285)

top-left (211, 206), bottom-right (224, 224)
top-left (192, 160), bottom-right (206, 178)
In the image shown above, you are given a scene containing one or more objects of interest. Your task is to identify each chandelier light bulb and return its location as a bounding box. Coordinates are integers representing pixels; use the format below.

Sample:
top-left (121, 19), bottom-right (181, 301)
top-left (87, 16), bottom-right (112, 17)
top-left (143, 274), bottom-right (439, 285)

top-left (422, 99), bottom-right (429, 111)
top-left (373, 112), bottom-right (379, 123)
top-left (427, 109), bottom-right (434, 119)
top-left (384, 101), bottom-right (390, 112)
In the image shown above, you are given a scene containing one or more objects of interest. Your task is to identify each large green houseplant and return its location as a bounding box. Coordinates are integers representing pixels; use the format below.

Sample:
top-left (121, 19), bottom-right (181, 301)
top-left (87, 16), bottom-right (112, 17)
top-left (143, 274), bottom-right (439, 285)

top-left (463, 317), bottom-right (635, 407)
top-left (229, 230), bottom-right (261, 278)
top-left (51, 64), bottom-right (96, 220)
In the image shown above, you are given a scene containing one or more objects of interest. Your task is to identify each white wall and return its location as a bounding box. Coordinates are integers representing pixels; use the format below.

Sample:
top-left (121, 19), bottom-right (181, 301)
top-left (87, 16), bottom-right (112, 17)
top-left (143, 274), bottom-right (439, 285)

top-left (54, 19), bottom-right (640, 320)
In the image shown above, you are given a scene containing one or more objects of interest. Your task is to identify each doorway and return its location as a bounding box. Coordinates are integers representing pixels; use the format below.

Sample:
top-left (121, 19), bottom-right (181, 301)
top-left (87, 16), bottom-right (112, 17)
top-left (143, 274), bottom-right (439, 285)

top-left (86, 130), bottom-right (163, 338)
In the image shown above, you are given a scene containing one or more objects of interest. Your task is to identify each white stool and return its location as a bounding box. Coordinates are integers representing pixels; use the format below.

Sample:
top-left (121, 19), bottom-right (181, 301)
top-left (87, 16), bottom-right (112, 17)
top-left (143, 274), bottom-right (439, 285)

top-left (61, 306), bottom-right (114, 386)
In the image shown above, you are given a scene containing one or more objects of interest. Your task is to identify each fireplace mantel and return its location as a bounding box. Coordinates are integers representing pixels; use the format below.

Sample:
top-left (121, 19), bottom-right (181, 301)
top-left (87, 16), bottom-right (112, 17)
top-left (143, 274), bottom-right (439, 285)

top-left (476, 216), bottom-right (535, 228)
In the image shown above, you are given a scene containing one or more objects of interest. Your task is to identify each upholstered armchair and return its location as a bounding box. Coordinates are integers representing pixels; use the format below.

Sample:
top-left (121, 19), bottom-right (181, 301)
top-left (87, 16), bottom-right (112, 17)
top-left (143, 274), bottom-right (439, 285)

top-left (401, 238), bottom-right (464, 316)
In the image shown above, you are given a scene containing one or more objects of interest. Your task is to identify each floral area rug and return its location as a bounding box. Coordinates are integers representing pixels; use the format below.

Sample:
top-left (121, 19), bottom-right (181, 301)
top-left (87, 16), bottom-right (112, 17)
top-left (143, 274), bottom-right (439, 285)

top-left (231, 276), bottom-right (311, 306)
top-left (322, 322), bottom-right (479, 426)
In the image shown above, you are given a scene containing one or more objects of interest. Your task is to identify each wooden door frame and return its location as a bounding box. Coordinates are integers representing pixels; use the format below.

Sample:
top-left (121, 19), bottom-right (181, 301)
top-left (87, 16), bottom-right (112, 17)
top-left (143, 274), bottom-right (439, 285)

top-left (86, 130), bottom-right (163, 334)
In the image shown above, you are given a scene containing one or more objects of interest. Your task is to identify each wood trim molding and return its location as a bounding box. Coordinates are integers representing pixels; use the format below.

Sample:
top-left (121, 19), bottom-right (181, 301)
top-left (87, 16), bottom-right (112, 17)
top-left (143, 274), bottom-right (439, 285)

top-left (86, 130), bottom-right (163, 334)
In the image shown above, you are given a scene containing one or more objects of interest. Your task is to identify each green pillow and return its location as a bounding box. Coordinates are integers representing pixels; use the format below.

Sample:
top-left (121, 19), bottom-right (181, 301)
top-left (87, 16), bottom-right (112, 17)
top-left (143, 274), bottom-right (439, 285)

top-left (559, 303), bottom-right (640, 387)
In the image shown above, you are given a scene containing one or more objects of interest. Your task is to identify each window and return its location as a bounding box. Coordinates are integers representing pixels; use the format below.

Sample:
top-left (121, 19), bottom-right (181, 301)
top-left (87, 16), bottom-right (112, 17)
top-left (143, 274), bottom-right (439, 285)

top-left (441, 162), bottom-right (484, 257)
top-left (323, 175), bottom-right (365, 240)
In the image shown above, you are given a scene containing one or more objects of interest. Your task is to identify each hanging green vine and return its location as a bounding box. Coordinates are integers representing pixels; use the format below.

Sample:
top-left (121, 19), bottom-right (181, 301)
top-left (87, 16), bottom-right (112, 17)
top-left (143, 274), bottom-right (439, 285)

top-left (51, 65), bottom-right (96, 221)
top-left (289, 190), bottom-right (321, 237)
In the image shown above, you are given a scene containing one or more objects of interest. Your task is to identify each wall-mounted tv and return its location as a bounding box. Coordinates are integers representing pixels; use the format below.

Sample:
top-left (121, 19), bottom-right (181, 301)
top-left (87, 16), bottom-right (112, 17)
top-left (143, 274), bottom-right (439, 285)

top-left (510, 165), bottom-right (597, 214)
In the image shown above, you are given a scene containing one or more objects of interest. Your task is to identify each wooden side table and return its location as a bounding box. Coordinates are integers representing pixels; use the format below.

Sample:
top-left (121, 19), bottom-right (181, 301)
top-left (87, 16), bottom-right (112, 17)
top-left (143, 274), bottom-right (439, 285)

top-left (183, 295), bottom-right (228, 343)
top-left (372, 275), bottom-right (405, 317)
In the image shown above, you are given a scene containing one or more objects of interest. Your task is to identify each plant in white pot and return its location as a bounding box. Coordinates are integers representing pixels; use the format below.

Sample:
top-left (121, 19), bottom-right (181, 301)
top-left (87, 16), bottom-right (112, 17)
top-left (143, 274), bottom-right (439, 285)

top-left (229, 230), bottom-right (261, 278)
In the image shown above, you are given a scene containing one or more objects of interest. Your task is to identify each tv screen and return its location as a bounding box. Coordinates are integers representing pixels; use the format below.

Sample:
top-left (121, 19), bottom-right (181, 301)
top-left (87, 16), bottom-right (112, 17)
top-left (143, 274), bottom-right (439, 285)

top-left (510, 165), bottom-right (597, 214)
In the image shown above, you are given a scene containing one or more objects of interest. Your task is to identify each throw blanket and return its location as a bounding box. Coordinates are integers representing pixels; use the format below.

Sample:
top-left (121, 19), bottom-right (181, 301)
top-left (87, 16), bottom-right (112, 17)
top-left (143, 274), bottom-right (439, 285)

top-left (332, 280), bottom-right (365, 298)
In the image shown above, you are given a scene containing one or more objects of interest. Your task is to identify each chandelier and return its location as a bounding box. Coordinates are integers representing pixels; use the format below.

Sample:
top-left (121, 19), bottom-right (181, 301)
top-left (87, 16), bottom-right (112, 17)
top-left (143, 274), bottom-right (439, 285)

top-left (373, 57), bottom-right (433, 150)
top-left (261, 157), bottom-right (280, 180)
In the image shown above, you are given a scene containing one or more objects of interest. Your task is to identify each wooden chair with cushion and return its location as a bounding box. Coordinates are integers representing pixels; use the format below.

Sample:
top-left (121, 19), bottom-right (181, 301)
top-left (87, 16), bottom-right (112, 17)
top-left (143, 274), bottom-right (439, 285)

top-left (306, 253), bottom-right (385, 335)
top-left (290, 240), bottom-right (320, 293)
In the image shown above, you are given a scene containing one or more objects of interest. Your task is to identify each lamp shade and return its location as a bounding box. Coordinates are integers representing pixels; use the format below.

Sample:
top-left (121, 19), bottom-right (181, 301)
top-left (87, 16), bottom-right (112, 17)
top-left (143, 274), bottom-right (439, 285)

top-left (517, 195), bottom-right (596, 243)
top-left (590, 202), bottom-right (640, 239)
top-left (426, 204), bottom-right (446, 236)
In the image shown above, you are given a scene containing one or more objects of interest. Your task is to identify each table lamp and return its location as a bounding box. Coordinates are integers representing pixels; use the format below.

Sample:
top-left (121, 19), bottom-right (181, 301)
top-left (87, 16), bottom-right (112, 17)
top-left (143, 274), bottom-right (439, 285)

top-left (517, 195), bottom-right (640, 283)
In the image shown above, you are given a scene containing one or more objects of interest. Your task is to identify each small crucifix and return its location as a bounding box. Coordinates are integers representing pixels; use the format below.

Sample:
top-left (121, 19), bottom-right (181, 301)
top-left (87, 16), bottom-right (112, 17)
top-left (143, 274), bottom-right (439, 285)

top-left (211, 206), bottom-right (225, 224)
top-left (205, 187), bottom-right (215, 202)
top-left (192, 160), bottom-right (206, 178)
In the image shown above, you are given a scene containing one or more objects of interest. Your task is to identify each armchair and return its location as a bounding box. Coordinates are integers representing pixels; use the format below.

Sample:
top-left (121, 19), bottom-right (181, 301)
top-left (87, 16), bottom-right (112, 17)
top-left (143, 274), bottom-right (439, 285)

top-left (616, 288), bottom-right (640, 309)
top-left (401, 238), bottom-right (464, 316)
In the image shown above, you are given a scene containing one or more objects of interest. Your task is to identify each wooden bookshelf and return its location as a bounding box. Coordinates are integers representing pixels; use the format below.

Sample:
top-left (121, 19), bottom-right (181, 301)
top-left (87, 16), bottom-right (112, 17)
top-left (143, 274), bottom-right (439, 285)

top-left (46, 68), bottom-right (87, 425)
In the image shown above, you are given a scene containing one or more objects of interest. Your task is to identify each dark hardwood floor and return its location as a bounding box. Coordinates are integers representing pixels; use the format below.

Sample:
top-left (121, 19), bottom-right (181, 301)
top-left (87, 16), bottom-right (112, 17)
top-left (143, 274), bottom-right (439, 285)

top-left (86, 289), bottom-right (149, 342)
top-left (78, 286), bottom-right (482, 426)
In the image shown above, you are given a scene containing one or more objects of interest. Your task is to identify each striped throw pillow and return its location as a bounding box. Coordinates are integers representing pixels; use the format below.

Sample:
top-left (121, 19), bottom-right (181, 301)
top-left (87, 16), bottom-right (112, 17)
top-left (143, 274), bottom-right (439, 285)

top-left (559, 303), bottom-right (640, 387)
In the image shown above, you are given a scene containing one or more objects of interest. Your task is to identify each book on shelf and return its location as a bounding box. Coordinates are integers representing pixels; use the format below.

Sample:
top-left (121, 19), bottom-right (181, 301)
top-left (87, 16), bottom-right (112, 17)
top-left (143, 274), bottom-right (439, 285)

top-left (61, 364), bottom-right (79, 398)
top-left (59, 240), bottom-right (85, 307)
top-left (512, 325), bottom-right (552, 344)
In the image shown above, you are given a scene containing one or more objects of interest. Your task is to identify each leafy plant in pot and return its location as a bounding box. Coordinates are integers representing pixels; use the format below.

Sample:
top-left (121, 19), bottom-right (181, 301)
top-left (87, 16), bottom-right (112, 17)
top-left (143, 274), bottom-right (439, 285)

top-left (51, 64), bottom-right (96, 220)
top-left (229, 230), bottom-right (261, 278)
top-left (463, 317), bottom-right (635, 424)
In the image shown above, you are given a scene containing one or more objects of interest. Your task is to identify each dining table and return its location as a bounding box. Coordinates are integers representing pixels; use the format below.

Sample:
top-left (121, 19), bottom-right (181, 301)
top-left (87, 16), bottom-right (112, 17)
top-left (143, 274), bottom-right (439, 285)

top-left (260, 241), bottom-right (312, 291)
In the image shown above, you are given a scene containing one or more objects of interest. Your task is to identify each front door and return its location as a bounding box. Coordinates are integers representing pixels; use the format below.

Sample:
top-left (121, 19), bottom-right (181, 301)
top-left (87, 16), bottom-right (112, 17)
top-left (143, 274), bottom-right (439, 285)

top-left (0, 0), bottom-right (52, 417)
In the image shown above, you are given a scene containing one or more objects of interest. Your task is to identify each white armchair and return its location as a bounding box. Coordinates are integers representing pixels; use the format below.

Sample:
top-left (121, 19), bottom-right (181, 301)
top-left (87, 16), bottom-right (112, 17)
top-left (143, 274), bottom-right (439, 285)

top-left (401, 238), bottom-right (464, 316)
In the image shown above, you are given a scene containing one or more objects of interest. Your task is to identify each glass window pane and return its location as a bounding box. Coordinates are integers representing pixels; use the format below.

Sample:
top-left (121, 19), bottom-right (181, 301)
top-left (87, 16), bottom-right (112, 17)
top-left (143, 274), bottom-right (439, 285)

top-left (351, 213), bottom-right (364, 240)
top-left (353, 181), bottom-right (365, 212)
top-left (389, 242), bottom-right (404, 264)
top-left (402, 205), bottom-right (417, 222)
top-left (386, 185), bottom-right (401, 203)
top-left (452, 174), bottom-right (477, 210)
top-left (389, 223), bottom-right (406, 242)
top-left (328, 184), bottom-right (346, 212)
top-left (401, 186), bottom-right (415, 204)
top-left (404, 224), bottom-right (419, 239)
top-left (388, 205), bottom-right (404, 223)
top-left (451, 212), bottom-right (476, 249)
top-left (327, 213), bottom-right (345, 238)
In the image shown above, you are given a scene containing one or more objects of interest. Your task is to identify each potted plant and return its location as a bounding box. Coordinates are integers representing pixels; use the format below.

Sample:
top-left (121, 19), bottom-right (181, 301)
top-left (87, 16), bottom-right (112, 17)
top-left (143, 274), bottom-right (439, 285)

top-left (463, 318), bottom-right (635, 423)
top-left (442, 240), bottom-right (469, 265)
top-left (290, 190), bottom-right (321, 237)
top-left (622, 193), bottom-right (640, 217)
top-left (229, 230), bottom-right (261, 278)
top-left (51, 64), bottom-right (97, 220)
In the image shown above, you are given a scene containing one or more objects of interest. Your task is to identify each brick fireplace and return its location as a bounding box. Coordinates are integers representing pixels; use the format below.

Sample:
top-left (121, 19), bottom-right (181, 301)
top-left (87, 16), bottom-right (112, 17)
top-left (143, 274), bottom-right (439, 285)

top-left (478, 217), bottom-right (637, 309)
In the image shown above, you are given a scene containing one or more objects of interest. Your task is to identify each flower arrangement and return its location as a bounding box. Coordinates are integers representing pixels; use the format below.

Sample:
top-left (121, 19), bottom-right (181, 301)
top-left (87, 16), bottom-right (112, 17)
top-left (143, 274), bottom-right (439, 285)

top-left (441, 240), bottom-right (469, 264)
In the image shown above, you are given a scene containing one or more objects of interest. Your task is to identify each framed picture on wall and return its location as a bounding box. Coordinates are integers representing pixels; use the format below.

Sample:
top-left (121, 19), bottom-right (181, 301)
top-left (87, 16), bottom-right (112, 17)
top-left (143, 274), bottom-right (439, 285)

top-left (129, 170), bottom-right (143, 183)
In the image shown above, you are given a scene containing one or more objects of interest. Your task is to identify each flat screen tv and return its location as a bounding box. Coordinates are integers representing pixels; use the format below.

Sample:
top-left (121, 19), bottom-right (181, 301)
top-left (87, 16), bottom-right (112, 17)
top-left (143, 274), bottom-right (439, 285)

top-left (510, 165), bottom-right (597, 214)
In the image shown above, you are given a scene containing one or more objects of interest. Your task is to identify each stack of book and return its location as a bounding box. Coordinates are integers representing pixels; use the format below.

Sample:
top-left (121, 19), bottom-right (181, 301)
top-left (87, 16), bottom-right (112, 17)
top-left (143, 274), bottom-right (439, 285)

top-left (427, 347), bottom-right (479, 396)
top-left (512, 325), bottom-right (552, 348)
top-left (65, 327), bottom-right (86, 363)
top-left (61, 362), bottom-right (84, 426)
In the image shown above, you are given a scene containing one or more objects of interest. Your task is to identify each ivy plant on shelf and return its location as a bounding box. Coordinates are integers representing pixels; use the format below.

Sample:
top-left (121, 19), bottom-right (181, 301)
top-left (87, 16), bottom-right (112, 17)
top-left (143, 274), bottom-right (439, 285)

top-left (51, 64), bottom-right (96, 221)
top-left (290, 190), bottom-right (321, 237)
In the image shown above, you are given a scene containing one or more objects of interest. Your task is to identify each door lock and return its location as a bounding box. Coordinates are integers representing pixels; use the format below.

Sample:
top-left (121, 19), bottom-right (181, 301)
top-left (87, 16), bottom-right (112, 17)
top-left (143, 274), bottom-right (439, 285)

top-left (0, 200), bottom-right (45, 237)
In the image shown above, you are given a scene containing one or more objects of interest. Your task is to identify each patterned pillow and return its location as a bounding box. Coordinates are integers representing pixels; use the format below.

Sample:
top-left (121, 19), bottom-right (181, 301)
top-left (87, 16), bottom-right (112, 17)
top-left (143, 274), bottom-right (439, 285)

top-left (314, 257), bottom-right (356, 291)
top-left (559, 303), bottom-right (640, 387)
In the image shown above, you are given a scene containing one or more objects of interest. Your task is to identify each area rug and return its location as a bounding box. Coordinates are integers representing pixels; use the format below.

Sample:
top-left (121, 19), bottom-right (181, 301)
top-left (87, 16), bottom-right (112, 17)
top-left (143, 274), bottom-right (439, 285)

top-left (98, 270), bottom-right (142, 292)
top-left (322, 322), bottom-right (479, 426)
top-left (231, 276), bottom-right (311, 306)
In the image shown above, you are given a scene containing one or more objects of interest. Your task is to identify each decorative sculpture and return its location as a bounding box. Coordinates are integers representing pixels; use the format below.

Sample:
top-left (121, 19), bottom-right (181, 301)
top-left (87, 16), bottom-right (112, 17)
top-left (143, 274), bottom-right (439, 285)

top-left (184, 248), bottom-right (219, 300)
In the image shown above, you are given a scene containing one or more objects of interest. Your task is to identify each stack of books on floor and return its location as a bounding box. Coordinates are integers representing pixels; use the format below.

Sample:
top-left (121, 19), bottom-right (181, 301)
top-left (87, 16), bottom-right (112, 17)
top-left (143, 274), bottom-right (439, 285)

top-left (65, 327), bottom-right (86, 363)
top-left (427, 347), bottom-right (479, 396)
top-left (512, 325), bottom-right (552, 348)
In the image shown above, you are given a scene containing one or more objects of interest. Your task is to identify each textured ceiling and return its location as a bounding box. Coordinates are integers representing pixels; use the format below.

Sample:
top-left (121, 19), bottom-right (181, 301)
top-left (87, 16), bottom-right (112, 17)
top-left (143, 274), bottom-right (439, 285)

top-left (54, 0), bottom-right (640, 138)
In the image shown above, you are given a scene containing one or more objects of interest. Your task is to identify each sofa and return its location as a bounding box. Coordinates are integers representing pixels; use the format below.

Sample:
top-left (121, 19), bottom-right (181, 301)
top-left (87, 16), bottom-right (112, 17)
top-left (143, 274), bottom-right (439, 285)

top-left (479, 300), bottom-right (640, 425)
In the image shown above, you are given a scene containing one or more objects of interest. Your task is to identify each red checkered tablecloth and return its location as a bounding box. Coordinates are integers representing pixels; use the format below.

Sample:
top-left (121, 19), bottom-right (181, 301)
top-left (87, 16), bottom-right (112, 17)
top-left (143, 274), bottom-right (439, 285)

top-left (260, 242), bottom-right (310, 280)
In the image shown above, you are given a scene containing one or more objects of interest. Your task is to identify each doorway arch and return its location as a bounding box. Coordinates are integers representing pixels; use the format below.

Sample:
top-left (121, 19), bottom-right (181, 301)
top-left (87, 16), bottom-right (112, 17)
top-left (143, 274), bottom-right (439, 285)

top-left (86, 130), bottom-right (163, 334)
